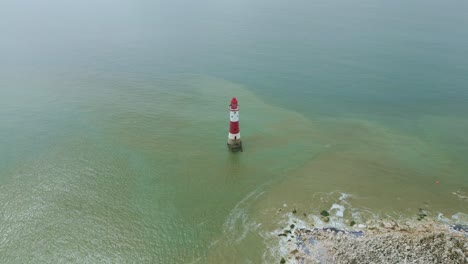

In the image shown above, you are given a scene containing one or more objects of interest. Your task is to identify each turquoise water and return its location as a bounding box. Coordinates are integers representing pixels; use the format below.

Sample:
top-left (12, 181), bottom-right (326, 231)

top-left (1, 0), bottom-right (468, 263)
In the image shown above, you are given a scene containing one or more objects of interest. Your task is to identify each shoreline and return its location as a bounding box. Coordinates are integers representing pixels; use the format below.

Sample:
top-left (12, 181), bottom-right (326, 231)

top-left (276, 218), bottom-right (468, 263)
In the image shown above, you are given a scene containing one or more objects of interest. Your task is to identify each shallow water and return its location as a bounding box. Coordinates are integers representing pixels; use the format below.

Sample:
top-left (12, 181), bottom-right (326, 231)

top-left (1, 0), bottom-right (468, 263)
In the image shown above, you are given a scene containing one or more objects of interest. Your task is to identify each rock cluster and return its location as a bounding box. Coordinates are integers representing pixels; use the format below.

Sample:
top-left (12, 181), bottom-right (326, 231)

top-left (284, 220), bottom-right (468, 264)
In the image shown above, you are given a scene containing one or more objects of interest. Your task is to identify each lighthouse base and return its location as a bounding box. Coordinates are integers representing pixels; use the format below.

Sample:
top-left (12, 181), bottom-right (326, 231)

top-left (227, 139), bottom-right (243, 152)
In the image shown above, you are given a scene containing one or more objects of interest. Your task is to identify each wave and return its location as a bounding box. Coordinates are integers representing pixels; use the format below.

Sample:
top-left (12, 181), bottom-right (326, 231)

top-left (222, 188), bottom-right (265, 244)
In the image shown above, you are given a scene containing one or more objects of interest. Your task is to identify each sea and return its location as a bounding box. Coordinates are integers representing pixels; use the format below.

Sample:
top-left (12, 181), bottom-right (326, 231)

top-left (1, 0), bottom-right (467, 263)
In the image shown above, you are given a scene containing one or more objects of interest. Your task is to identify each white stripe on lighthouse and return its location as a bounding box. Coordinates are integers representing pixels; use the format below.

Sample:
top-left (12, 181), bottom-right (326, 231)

top-left (230, 111), bottom-right (239, 122)
top-left (228, 132), bottom-right (240, 139)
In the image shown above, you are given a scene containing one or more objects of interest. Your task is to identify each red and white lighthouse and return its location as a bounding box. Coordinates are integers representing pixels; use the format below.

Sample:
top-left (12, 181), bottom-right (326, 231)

top-left (227, 97), bottom-right (243, 152)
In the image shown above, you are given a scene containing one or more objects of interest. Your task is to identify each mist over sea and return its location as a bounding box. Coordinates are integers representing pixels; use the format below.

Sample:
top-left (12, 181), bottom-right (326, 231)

top-left (1, 0), bottom-right (467, 262)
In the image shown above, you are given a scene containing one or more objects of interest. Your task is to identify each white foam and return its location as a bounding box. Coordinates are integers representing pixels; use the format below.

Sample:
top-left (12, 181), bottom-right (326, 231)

top-left (223, 189), bottom-right (264, 244)
top-left (351, 211), bottom-right (363, 223)
top-left (451, 212), bottom-right (468, 223)
top-left (452, 191), bottom-right (468, 201)
top-left (262, 213), bottom-right (313, 264)
top-left (330, 204), bottom-right (345, 217)
top-left (437, 213), bottom-right (450, 223)
top-left (339, 193), bottom-right (351, 202)
top-left (208, 239), bottom-right (219, 249)
top-left (437, 212), bottom-right (468, 225)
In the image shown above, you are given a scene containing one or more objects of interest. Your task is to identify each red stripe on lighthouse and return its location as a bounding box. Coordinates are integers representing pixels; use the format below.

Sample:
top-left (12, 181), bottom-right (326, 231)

top-left (230, 121), bottom-right (239, 134)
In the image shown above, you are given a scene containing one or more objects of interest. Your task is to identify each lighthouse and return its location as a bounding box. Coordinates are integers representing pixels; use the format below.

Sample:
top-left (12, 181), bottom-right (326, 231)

top-left (227, 97), bottom-right (243, 152)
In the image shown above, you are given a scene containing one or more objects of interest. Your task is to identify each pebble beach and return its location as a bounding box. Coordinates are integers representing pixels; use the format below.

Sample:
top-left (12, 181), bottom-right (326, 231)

top-left (277, 219), bottom-right (468, 263)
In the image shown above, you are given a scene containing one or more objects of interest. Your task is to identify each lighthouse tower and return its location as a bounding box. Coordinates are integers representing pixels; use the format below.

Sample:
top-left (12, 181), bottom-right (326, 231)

top-left (227, 97), bottom-right (243, 152)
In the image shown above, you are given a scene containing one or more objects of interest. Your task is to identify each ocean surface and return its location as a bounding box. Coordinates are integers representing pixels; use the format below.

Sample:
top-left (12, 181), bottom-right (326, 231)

top-left (1, 0), bottom-right (468, 263)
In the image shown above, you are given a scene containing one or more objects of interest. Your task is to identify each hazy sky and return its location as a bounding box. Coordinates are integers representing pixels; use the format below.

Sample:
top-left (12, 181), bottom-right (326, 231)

top-left (1, 0), bottom-right (467, 75)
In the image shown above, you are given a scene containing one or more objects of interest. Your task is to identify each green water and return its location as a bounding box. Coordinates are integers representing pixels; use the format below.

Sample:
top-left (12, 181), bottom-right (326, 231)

top-left (1, 0), bottom-right (468, 263)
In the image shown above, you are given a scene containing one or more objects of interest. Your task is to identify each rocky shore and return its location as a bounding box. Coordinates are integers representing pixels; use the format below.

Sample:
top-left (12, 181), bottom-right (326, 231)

top-left (278, 219), bottom-right (468, 263)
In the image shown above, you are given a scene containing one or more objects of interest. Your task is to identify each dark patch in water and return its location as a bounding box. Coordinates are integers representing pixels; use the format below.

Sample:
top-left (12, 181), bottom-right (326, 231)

top-left (451, 224), bottom-right (468, 232)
